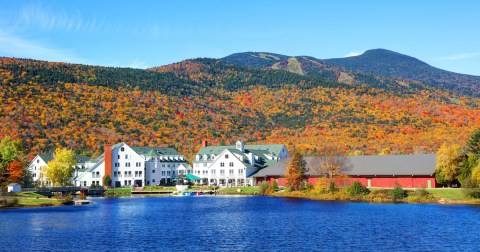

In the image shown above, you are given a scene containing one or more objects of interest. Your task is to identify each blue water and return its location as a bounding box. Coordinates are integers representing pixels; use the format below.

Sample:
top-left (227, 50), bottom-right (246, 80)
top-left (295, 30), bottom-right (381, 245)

top-left (1, 196), bottom-right (480, 251)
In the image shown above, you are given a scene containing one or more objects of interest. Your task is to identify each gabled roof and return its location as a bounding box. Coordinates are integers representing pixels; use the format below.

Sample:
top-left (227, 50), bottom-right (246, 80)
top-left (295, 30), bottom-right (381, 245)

top-left (75, 155), bottom-right (90, 163)
top-left (194, 144), bottom-right (285, 162)
top-left (130, 146), bottom-right (179, 156)
top-left (251, 154), bottom-right (436, 177)
top-left (38, 154), bottom-right (53, 163)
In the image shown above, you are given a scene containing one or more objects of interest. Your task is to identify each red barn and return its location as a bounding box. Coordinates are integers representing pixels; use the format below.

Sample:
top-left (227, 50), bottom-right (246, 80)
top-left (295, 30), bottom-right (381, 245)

top-left (252, 154), bottom-right (438, 189)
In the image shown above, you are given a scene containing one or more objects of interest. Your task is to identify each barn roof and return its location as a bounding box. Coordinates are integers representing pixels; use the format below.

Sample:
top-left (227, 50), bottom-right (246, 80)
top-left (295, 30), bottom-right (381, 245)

top-left (252, 154), bottom-right (436, 177)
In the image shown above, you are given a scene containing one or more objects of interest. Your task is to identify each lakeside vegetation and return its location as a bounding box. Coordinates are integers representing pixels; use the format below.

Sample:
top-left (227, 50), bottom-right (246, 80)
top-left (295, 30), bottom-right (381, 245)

top-left (0, 192), bottom-right (73, 208)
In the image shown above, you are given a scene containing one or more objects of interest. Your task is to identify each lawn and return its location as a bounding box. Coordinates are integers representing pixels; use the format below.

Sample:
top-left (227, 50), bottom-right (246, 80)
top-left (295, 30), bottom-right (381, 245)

top-left (17, 197), bottom-right (61, 206)
top-left (218, 186), bottom-right (260, 195)
top-left (427, 188), bottom-right (465, 200)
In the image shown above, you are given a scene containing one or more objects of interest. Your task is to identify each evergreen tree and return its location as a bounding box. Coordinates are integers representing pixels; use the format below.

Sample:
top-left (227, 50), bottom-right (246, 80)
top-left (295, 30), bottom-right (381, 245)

top-left (284, 151), bottom-right (306, 190)
top-left (467, 128), bottom-right (480, 156)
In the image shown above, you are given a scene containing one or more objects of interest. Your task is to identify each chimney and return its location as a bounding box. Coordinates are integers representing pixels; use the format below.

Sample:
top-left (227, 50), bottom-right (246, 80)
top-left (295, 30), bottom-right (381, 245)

top-left (103, 144), bottom-right (113, 186)
top-left (202, 140), bottom-right (208, 148)
top-left (247, 152), bottom-right (255, 166)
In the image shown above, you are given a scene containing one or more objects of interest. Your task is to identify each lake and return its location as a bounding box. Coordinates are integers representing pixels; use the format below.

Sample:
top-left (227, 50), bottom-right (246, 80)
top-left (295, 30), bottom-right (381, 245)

top-left (1, 196), bottom-right (479, 251)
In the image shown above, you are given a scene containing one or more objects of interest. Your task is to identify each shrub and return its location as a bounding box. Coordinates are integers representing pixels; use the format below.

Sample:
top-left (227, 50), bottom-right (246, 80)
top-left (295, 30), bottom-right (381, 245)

top-left (389, 184), bottom-right (408, 200)
top-left (272, 180), bottom-right (279, 192)
top-left (59, 194), bottom-right (74, 205)
top-left (329, 181), bottom-right (336, 193)
top-left (259, 181), bottom-right (271, 195)
top-left (462, 178), bottom-right (480, 199)
top-left (347, 182), bottom-right (370, 197)
top-left (414, 188), bottom-right (430, 197)
top-left (314, 177), bottom-right (330, 194)
top-left (0, 197), bottom-right (19, 208)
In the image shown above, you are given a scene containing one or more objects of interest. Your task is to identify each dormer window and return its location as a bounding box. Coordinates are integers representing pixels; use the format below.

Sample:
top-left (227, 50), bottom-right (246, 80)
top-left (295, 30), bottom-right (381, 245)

top-left (121, 147), bottom-right (124, 152)
top-left (211, 154), bottom-right (216, 160)
top-left (225, 154), bottom-right (229, 159)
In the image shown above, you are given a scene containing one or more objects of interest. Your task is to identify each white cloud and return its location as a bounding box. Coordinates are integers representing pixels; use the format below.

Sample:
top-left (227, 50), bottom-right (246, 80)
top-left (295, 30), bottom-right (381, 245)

top-left (344, 50), bottom-right (365, 57)
top-left (0, 29), bottom-right (84, 63)
top-left (435, 52), bottom-right (480, 61)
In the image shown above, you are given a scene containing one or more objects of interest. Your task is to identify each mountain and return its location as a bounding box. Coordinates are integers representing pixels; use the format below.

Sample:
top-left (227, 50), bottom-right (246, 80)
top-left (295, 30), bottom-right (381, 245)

top-left (326, 49), bottom-right (480, 95)
top-left (221, 49), bottom-right (480, 96)
top-left (1, 57), bottom-right (480, 159)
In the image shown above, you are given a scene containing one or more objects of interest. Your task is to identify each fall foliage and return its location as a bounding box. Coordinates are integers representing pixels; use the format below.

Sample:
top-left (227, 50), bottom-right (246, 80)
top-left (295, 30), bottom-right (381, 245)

top-left (284, 151), bottom-right (306, 190)
top-left (1, 57), bottom-right (480, 161)
top-left (45, 148), bottom-right (76, 186)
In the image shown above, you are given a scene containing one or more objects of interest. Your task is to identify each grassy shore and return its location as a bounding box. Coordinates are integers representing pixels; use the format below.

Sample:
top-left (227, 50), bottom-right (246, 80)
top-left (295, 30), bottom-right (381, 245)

top-left (217, 186), bottom-right (480, 204)
top-left (1, 192), bottom-right (63, 208)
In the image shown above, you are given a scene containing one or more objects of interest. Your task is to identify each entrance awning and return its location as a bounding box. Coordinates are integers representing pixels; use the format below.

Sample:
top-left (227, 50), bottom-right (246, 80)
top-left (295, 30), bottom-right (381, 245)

top-left (186, 173), bottom-right (203, 181)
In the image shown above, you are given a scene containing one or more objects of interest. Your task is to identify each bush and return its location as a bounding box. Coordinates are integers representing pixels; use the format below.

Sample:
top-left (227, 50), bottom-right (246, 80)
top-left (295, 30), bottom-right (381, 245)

top-left (347, 182), bottom-right (370, 197)
top-left (414, 188), bottom-right (430, 197)
top-left (314, 177), bottom-right (330, 194)
top-left (462, 178), bottom-right (480, 199)
top-left (272, 180), bottom-right (279, 192)
top-left (390, 185), bottom-right (408, 200)
top-left (259, 181), bottom-right (271, 195)
top-left (329, 181), bottom-right (336, 193)
top-left (59, 194), bottom-right (74, 205)
top-left (0, 197), bottom-right (19, 208)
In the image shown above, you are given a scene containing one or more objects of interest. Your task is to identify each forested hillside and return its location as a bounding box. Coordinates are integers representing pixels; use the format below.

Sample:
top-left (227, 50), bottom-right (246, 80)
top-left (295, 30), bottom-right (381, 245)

top-left (1, 57), bottom-right (480, 160)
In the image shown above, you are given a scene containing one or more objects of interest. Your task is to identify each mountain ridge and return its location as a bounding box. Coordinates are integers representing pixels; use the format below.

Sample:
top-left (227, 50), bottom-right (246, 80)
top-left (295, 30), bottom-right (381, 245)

top-left (220, 49), bottom-right (480, 96)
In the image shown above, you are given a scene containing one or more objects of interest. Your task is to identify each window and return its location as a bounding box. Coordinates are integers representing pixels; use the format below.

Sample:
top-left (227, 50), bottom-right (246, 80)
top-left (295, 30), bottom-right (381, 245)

top-left (139, 171), bottom-right (142, 176)
top-left (225, 154), bottom-right (229, 159)
top-left (121, 147), bottom-right (124, 151)
top-left (229, 169), bottom-right (234, 174)
top-left (203, 163), bottom-right (207, 167)
top-left (124, 171), bottom-right (128, 176)
top-left (114, 171), bottom-right (117, 177)
top-left (152, 179), bottom-right (156, 183)
top-left (161, 171), bottom-right (165, 175)
top-left (136, 162), bottom-right (141, 167)
top-left (118, 155), bottom-right (120, 159)
top-left (172, 171), bottom-right (175, 176)
top-left (135, 171), bottom-right (139, 177)
top-left (37, 160), bottom-right (39, 163)
top-left (167, 164), bottom-right (171, 167)
top-left (195, 163), bottom-right (199, 167)
top-left (238, 169), bottom-right (244, 174)
top-left (220, 169), bottom-right (225, 174)
top-left (220, 162), bottom-right (225, 167)
top-left (152, 170), bottom-right (155, 173)
top-left (229, 162), bottom-right (234, 167)
top-left (167, 171), bottom-right (171, 175)
top-left (126, 162), bottom-right (131, 167)
top-left (162, 164), bottom-right (165, 167)
top-left (125, 154), bottom-right (128, 159)
top-left (172, 164), bottom-right (175, 167)
top-left (128, 171), bottom-right (132, 176)
top-left (211, 170), bottom-right (216, 175)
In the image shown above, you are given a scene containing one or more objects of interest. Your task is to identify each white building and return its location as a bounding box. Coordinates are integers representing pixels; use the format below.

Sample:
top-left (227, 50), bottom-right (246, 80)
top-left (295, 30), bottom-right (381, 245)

top-left (7, 183), bottom-right (21, 192)
top-left (192, 140), bottom-right (288, 187)
top-left (74, 142), bottom-right (191, 188)
top-left (27, 154), bottom-right (89, 186)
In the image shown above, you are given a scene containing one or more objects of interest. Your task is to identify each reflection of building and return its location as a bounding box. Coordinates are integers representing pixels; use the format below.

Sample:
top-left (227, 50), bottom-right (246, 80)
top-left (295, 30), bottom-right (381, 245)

top-left (192, 140), bottom-right (289, 187)
top-left (254, 154), bottom-right (438, 188)
top-left (74, 142), bottom-right (191, 187)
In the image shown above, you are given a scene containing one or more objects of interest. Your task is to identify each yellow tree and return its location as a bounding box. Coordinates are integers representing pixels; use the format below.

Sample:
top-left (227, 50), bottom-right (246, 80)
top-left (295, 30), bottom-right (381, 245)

top-left (471, 163), bottom-right (480, 184)
top-left (45, 148), bottom-right (76, 186)
top-left (435, 142), bottom-right (463, 187)
top-left (284, 151), bottom-right (306, 190)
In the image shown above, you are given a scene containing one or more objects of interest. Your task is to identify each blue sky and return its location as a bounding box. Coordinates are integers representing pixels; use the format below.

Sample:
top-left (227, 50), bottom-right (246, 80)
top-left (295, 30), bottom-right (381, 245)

top-left (1, 1), bottom-right (479, 75)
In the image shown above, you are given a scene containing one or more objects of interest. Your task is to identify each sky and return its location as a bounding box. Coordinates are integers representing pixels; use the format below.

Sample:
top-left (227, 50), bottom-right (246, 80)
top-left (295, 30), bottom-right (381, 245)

top-left (1, 0), bottom-right (479, 75)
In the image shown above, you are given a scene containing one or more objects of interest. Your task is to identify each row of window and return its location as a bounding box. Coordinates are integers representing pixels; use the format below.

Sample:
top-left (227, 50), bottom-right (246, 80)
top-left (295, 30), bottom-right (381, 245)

top-left (112, 171), bottom-right (143, 177)
top-left (194, 169), bottom-right (244, 175)
top-left (113, 162), bottom-right (142, 168)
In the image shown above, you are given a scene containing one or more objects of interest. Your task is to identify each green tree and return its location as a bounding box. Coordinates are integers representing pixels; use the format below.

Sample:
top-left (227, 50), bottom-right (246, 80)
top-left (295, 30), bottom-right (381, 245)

top-left (0, 137), bottom-right (22, 186)
top-left (45, 148), bottom-right (76, 186)
top-left (458, 153), bottom-right (477, 185)
top-left (103, 175), bottom-right (112, 188)
top-left (284, 151), bottom-right (306, 190)
top-left (467, 128), bottom-right (480, 156)
top-left (435, 143), bottom-right (463, 186)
